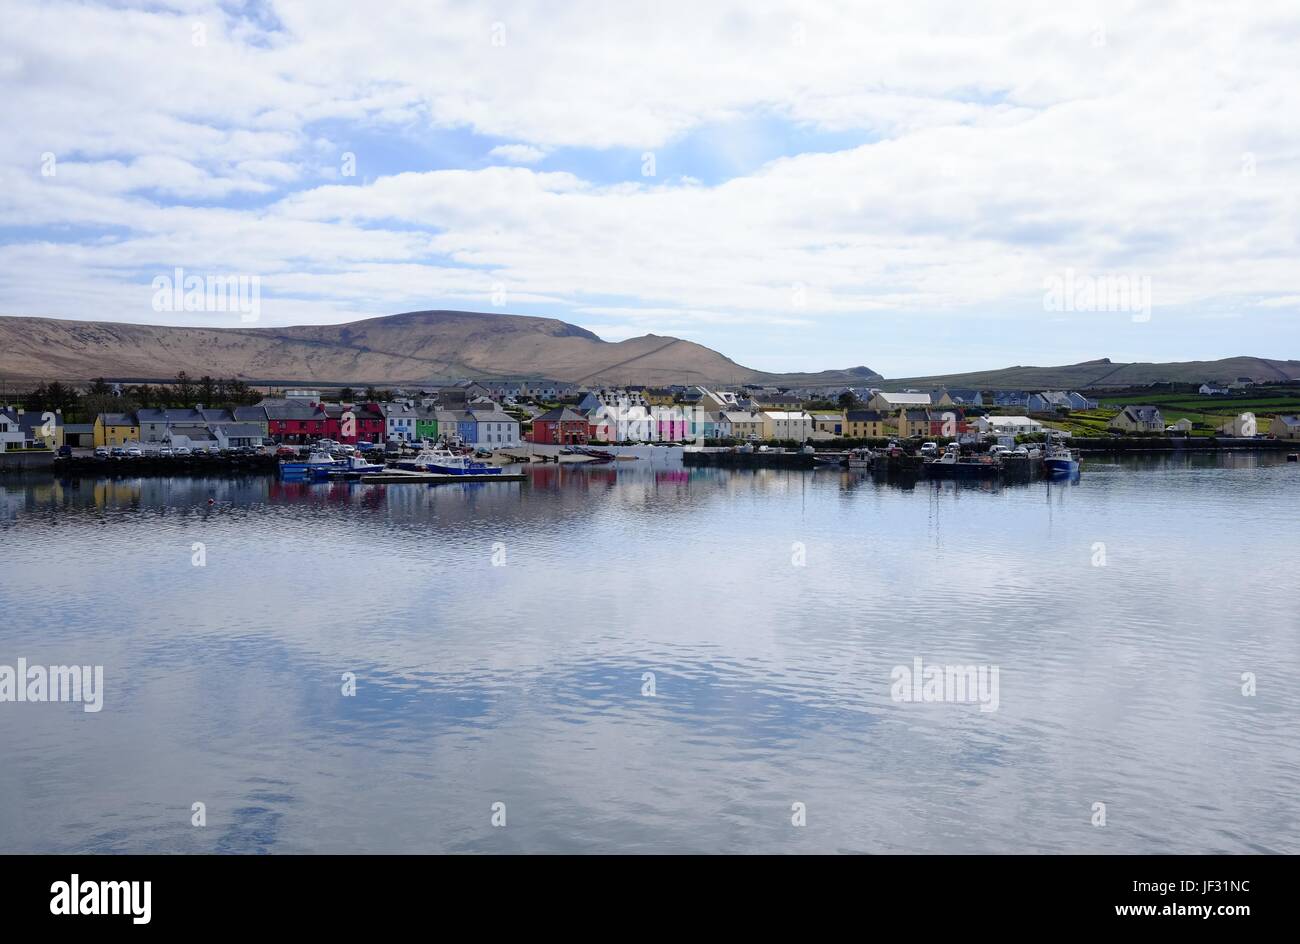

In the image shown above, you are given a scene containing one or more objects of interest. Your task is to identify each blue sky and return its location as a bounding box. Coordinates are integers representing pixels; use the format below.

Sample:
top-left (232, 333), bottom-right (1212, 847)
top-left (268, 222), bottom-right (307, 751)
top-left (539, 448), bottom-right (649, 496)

top-left (1, 0), bottom-right (1298, 378)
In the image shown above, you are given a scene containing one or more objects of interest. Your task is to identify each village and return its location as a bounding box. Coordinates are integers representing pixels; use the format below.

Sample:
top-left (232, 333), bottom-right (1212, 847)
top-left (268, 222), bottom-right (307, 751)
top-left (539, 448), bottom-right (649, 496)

top-left (2, 375), bottom-right (1300, 461)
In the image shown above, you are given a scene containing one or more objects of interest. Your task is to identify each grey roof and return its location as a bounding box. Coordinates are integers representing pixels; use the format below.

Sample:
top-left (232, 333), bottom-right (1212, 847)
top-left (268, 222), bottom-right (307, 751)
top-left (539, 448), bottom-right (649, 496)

top-left (260, 399), bottom-right (323, 420)
top-left (233, 406), bottom-right (268, 423)
top-left (470, 410), bottom-right (517, 423)
top-left (17, 412), bottom-right (63, 432)
top-left (534, 407), bottom-right (586, 422)
top-left (99, 412), bottom-right (137, 426)
top-left (845, 410), bottom-right (887, 421)
top-left (213, 423), bottom-right (263, 439)
top-left (1122, 405), bottom-right (1163, 422)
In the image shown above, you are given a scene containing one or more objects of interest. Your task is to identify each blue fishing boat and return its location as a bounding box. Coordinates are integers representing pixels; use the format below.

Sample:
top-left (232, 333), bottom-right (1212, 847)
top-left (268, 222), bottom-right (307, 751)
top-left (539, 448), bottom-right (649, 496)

top-left (1042, 442), bottom-right (1080, 478)
top-left (280, 448), bottom-right (346, 479)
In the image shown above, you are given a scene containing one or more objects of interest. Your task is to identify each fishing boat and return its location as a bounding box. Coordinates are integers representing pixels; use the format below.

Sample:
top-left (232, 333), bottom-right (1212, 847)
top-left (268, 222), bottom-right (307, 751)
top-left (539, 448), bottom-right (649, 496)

top-left (397, 445), bottom-right (502, 475)
top-left (279, 448), bottom-right (346, 478)
top-left (923, 443), bottom-right (1000, 479)
top-left (813, 452), bottom-right (847, 468)
top-left (847, 447), bottom-right (874, 469)
top-left (1042, 441), bottom-right (1080, 477)
top-left (326, 454), bottom-right (388, 478)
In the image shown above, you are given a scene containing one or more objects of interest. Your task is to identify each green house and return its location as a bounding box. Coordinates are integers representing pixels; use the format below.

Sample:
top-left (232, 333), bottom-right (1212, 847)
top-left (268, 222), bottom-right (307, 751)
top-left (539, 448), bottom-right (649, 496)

top-left (414, 405), bottom-right (438, 442)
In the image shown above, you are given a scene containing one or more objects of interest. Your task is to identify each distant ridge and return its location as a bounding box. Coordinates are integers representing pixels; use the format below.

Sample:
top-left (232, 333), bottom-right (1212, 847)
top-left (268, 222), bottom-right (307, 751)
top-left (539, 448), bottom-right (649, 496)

top-left (882, 356), bottom-right (1300, 390)
top-left (0, 309), bottom-right (1293, 390)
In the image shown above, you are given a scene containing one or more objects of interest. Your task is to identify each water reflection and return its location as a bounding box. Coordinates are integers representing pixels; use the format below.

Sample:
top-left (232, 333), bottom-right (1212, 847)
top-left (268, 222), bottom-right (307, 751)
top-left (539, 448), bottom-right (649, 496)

top-left (1, 454), bottom-right (1297, 853)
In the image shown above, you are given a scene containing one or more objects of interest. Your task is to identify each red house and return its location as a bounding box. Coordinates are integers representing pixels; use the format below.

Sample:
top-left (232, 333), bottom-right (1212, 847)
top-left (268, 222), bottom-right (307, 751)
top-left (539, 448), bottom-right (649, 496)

top-left (531, 407), bottom-right (589, 445)
top-left (325, 402), bottom-right (385, 444)
top-left (264, 400), bottom-right (328, 443)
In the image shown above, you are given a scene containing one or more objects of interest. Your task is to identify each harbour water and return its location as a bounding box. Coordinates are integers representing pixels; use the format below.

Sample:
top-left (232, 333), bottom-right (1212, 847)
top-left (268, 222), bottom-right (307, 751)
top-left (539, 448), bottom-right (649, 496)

top-left (1, 452), bottom-right (1297, 853)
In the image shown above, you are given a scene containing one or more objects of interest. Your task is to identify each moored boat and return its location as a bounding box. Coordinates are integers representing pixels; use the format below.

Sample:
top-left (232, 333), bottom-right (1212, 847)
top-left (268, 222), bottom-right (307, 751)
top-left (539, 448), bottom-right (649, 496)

top-left (280, 448), bottom-right (346, 478)
top-left (1042, 441), bottom-right (1080, 477)
top-left (923, 443), bottom-right (1000, 479)
top-left (397, 445), bottom-right (502, 475)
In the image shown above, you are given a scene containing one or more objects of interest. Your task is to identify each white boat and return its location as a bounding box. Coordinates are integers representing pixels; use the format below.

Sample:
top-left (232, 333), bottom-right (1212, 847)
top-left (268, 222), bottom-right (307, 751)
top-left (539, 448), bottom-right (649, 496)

top-left (847, 447), bottom-right (874, 469)
top-left (397, 445), bottom-right (502, 475)
top-left (280, 448), bottom-right (346, 478)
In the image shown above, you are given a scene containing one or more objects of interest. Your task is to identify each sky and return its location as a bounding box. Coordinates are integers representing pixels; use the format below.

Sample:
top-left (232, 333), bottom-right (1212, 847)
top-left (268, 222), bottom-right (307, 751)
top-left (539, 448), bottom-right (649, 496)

top-left (1, 0), bottom-right (1298, 378)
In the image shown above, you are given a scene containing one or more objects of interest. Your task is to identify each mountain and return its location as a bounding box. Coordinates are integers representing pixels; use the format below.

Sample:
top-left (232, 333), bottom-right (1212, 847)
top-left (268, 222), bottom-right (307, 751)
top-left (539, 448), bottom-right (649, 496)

top-left (0, 310), bottom-right (872, 387)
top-left (882, 357), bottom-right (1300, 391)
top-left (0, 310), bottom-right (1292, 391)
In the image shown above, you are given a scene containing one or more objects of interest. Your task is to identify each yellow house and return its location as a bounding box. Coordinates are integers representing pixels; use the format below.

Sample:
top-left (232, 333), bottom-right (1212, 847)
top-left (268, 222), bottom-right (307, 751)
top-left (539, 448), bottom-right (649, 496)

top-left (723, 410), bottom-right (763, 440)
top-left (94, 412), bottom-right (140, 447)
top-left (897, 409), bottom-right (932, 439)
top-left (844, 410), bottom-right (890, 439)
top-left (814, 413), bottom-right (845, 436)
top-left (644, 388), bottom-right (676, 406)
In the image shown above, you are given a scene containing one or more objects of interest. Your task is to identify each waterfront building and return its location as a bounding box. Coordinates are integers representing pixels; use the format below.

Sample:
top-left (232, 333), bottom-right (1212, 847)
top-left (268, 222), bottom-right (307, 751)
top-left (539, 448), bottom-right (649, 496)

top-left (1272, 415), bottom-right (1300, 440)
top-left (531, 407), bottom-right (589, 445)
top-left (760, 410), bottom-right (814, 441)
top-left (93, 412), bottom-right (141, 447)
top-left (1109, 406), bottom-right (1165, 434)
top-left (844, 410), bottom-right (889, 439)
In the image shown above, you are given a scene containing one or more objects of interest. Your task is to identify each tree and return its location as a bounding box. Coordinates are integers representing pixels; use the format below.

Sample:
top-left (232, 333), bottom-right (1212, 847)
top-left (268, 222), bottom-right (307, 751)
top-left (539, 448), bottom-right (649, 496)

top-left (837, 391), bottom-right (860, 410)
top-left (339, 387), bottom-right (356, 402)
top-left (174, 371), bottom-right (194, 403)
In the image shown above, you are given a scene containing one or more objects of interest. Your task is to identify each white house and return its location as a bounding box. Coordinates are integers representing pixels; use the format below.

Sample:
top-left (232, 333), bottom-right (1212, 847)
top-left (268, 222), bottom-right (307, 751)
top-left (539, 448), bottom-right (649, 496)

top-left (0, 409), bottom-right (27, 451)
top-left (470, 410), bottom-right (520, 448)
top-left (384, 401), bottom-right (419, 442)
top-left (974, 415), bottom-right (1044, 437)
top-left (1217, 412), bottom-right (1258, 437)
top-left (1199, 383), bottom-right (1229, 396)
top-left (868, 391), bottom-right (933, 411)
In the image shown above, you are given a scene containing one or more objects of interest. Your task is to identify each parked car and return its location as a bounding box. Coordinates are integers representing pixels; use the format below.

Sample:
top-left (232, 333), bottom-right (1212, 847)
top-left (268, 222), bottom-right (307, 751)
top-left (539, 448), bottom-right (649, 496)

top-left (110, 446), bottom-right (126, 457)
top-left (57, 444), bottom-right (73, 458)
top-left (920, 442), bottom-right (939, 456)
top-left (275, 445), bottom-right (298, 457)
top-left (94, 445), bottom-right (109, 457)
top-left (126, 446), bottom-right (143, 457)
top-left (175, 447), bottom-right (192, 456)
top-left (159, 447), bottom-right (174, 457)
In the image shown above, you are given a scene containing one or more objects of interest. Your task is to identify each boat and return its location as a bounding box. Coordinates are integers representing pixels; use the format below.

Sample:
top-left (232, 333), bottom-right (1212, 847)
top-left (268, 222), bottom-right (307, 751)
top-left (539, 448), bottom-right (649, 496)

top-left (813, 453), bottom-right (847, 467)
top-left (567, 445), bottom-right (616, 462)
top-left (326, 454), bottom-right (388, 478)
top-left (279, 448), bottom-right (347, 478)
top-left (923, 443), bottom-right (1000, 479)
top-left (1042, 441), bottom-right (1080, 478)
top-left (397, 445), bottom-right (502, 475)
top-left (847, 447), bottom-right (874, 469)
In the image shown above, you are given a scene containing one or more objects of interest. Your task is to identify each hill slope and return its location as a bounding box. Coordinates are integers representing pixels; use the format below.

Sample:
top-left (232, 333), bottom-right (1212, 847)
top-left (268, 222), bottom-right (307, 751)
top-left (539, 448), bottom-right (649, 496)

top-left (0, 310), bottom-right (806, 387)
top-left (884, 357), bottom-right (1300, 390)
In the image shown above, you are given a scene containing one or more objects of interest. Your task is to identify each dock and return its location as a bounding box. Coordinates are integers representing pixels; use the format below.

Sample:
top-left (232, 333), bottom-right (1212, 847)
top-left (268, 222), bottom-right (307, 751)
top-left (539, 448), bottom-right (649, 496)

top-left (357, 469), bottom-right (526, 484)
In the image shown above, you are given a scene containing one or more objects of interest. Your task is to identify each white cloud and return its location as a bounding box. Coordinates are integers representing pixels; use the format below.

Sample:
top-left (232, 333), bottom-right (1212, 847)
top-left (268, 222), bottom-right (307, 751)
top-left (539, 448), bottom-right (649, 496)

top-left (487, 144), bottom-right (547, 164)
top-left (0, 0), bottom-right (1297, 367)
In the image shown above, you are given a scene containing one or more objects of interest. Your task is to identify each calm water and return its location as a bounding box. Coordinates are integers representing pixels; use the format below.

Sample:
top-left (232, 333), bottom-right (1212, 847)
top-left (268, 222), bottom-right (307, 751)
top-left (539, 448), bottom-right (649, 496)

top-left (1, 452), bottom-right (1297, 854)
